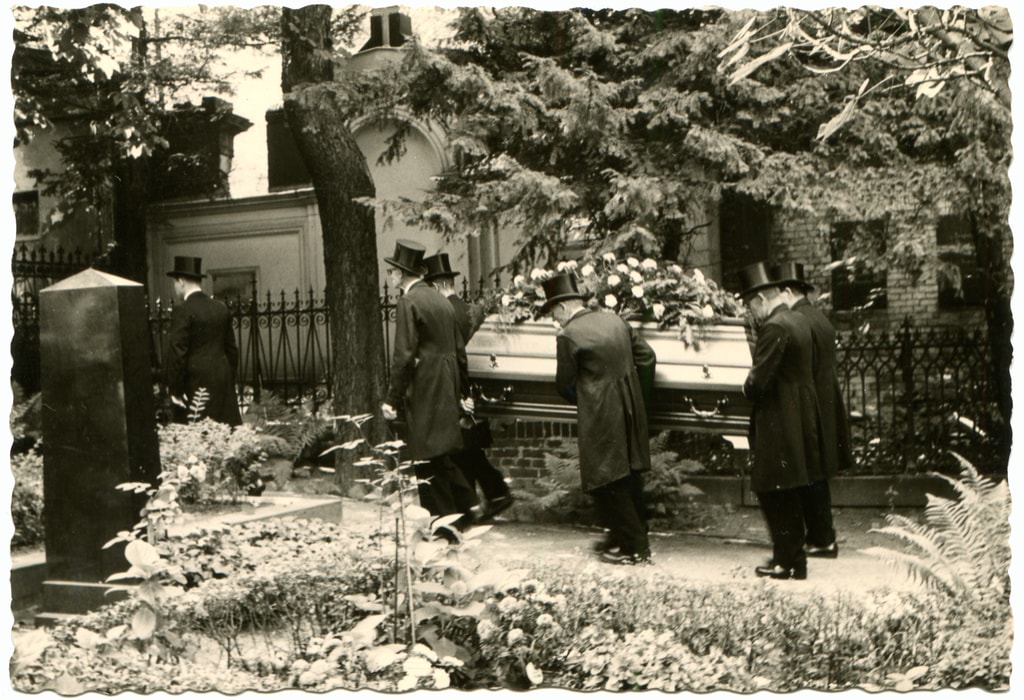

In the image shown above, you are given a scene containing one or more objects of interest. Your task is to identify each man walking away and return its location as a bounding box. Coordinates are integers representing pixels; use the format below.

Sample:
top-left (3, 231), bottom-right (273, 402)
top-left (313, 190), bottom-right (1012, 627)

top-left (424, 252), bottom-right (515, 521)
top-left (381, 240), bottom-right (478, 539)
top-left (163, 256), bottom-right (241, 427)
top-left (738, 261), bottom-right (823, 580)
top-left (540, 272), bottom-right (657, 566)
top-left (772, 262), bottom-right (851, 559)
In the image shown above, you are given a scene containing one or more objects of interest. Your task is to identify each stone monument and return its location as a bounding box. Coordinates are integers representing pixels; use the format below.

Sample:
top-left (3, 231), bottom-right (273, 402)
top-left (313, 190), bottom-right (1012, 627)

top-left (37, 268), bottom-right (161, 615)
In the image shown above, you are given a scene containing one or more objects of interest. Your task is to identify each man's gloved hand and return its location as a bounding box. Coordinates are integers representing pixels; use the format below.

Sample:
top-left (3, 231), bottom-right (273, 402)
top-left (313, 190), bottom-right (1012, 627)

top-left (460, 397), bottom-right (475, 414)
top-left (381, 402), bottom-right (398, 421)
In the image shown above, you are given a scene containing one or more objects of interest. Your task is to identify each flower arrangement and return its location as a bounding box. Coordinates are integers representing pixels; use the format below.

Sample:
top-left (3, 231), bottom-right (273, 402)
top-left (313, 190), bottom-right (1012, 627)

top-left (490, 253), bottom-right (745, 347)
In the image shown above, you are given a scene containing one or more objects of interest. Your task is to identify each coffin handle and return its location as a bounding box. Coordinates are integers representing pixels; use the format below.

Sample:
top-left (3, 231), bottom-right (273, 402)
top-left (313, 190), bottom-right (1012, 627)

top-left (683, 396), bottom-right (729, 419)
top-left (472, 383), bottom-right (514, 404)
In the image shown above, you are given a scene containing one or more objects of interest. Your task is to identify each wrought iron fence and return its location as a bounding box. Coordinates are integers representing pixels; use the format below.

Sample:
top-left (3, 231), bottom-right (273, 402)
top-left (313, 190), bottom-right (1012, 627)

top-left (10, 251), bottom-right (1004, 474)
top-left (11, 244), bottom-right (98, 392)
top-left (836, 319), bottom-right (1002, 474)
top-left (149, 287), bottom-right (333, 407)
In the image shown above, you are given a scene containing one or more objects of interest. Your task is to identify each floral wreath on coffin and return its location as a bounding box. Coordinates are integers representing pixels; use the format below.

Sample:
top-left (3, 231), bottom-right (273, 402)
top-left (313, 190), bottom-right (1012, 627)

top-left (490, 253), bottom-right (745, 348)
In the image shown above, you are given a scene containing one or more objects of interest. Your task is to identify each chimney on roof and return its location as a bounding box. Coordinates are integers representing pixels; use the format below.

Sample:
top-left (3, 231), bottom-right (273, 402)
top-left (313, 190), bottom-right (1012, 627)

top-left (358, 5), bottom-right (412, 52)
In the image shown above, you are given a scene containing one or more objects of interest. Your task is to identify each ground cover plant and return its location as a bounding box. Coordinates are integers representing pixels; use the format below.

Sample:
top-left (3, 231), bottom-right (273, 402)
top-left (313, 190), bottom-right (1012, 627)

top-left (11, 448), bottom-right (1010, 693)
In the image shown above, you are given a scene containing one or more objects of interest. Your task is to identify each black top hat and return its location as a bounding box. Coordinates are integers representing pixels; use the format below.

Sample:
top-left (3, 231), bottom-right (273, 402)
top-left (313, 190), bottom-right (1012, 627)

top-left (423, 253), bottom-right (460, 281)
top-left (540, 273), bottom-right (585, 313)
top-left (384, 239), bottom-right (427, 276)
top-left (770, 262), bottom-right (814, 292)
top-left (736, 261), bottom-right (779, 298)
top-left (166, 256), bottom-right (205, 280)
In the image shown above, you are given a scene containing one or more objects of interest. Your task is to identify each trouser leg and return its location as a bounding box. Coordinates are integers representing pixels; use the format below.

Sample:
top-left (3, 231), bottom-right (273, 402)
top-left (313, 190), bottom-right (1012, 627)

top-left (414, 455), bottom-right (478, 519)
top-left (590, 472), bottom-right (649, 557)
top-left (756, 487), bottom-right (807, 571)
top-left (474, 451), bottom-right (511, 501)
top-left (799, 479), bottom-right (836, 547)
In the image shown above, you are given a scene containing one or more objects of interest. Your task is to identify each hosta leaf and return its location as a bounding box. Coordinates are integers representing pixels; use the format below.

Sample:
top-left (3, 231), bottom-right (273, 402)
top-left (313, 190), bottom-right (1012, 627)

top-left (363, 644), bottom-right (406, 672)
top-left (347, 614), bottom-right (386, 648)
top-left (414, 581), bottom-right (451, 595)
top-left (131, 605), bottom-right (157, 640)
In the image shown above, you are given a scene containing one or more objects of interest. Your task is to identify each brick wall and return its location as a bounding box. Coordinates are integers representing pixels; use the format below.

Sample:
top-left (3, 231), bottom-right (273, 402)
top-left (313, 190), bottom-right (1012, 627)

top-left (771, 210), bottom-right (989, 331)
top-left (487, 419), bottom-right (576, 483)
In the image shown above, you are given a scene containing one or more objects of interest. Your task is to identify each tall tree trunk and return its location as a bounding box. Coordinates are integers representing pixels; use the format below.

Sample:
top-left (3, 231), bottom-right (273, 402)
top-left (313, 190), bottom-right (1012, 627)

top-left (971, 216), bottom-right (1012, 473)
top-left (281, 6), bottom-right (387, 493)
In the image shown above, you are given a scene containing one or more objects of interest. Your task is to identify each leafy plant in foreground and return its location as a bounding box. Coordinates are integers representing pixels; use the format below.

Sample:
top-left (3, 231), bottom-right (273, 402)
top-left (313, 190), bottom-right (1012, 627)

top-left (863, 452), bottom-right (1010, 607)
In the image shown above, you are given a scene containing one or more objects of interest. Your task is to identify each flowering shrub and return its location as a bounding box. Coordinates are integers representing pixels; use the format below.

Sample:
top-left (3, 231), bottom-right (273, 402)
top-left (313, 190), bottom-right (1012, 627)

top-left (492, 254), bottom-right (744, 344)
top-left (158, 419), bottom-right (285, 503)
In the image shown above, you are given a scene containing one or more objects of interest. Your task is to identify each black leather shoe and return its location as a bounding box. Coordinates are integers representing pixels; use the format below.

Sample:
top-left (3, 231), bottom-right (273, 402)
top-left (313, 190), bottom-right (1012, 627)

top-left (806, 542), bottom-right (839, 559)
top-left (600, 550), bottom-right (653, 566)
top-left (483, 494), bottom-right (515, 520)
top-left (755, 563), bottom-right (807, 580)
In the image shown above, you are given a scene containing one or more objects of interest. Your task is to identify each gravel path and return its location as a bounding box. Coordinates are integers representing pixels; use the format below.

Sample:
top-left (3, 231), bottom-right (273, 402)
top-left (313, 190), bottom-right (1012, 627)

top-left (329, 496), bottom-right (924, 595)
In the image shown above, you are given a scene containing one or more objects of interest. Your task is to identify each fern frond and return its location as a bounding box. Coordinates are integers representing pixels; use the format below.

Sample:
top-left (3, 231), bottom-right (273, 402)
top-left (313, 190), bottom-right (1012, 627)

top-left (861, 546), bottom-right (966, 597)
top-left (866, 453), bottom-right (1011, 609)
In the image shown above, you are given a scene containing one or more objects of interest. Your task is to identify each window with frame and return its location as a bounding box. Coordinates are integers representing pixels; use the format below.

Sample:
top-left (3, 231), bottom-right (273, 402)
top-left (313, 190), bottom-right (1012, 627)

top-left (829, 219), bottom-right (888, 312)
top-left (210, 268), bottom-right (258, 302)
top-left (13, 190), bottom-right (39, 239)
top-left (936, 213), bottom-right (986, 308)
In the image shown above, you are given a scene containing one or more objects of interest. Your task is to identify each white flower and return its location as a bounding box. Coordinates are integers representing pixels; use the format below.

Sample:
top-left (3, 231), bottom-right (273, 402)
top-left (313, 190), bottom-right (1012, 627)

top-left (602, 252), bottom-right (616, 262)
top-left (693, 268), bottom-right (705, 284)
top-left (476, 620), bottom-right (498, 642)
top-left (702, 304), bottom-right (715, 318)
top-left (501, 294), bottom-right (513, 307)
top-left (507, 628), bottom-right (525, 645)
top-left (177, 465), bottom-right (190, 481)
top-left (557, 261), bottom-right (570, 272)
top-left (670, 264), bottom-right (683, 275)
top-left (432, 669), bottom-right (451, 689)
top-left (396, 675), bottom-right (417, 691)
top-left (605, 294), bottom-right (619, 308)
top-left (629, 270), bottom-right (644, 284)
top-left (514, 290), bottom-right (524, 299)
top-left (536, 613), bottom-right (555, 627)
top-left (530, 268), bottom-right (547, 282)
top-left (616, 263), bottom-right (629, 274)
top-left (641, 258), bottom-right (658, 270)
top-left (581, 264), bottom-right (595, 277)
top-left (652, 302), bottom-right (666, 319)
top-left (626, 256), bottom-right (640, 268)
top-left (404, 655), bottom-right (433, 677)
top-left (631, 285), bottom-right (645, 298)
top-left (526, 662), bottom-right (544, 686)
top-left (513, 274), bottom-right (526, 287)
top-left (606, 274), bottom-right (621, 288)
top-left (561, 260), bottom-right (578, 271)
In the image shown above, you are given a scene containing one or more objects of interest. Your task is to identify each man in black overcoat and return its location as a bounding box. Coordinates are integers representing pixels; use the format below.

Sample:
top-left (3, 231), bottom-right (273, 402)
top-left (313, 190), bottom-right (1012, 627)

top-left (424, 252), bottom-right (515, 521)
top-left (381, 240), bottom-right (478, 537)
top-left (738, 261), bottom-right (823, 580)
top-left (772, 262), bottom-right (852, 559)
top-left (541, 273), bottom-right (657, 565)
top-left (163, 256), bottom-right (242, 426)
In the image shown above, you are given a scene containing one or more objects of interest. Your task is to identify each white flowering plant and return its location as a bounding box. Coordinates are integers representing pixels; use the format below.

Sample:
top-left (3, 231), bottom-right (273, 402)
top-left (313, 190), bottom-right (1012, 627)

top-left (491, 254), bottom-right (745, 345)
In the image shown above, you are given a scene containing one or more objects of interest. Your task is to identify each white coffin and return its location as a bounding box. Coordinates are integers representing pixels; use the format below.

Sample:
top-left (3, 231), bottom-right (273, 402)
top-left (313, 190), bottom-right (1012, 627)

top-left (466, 315), bottom-right (753, 433)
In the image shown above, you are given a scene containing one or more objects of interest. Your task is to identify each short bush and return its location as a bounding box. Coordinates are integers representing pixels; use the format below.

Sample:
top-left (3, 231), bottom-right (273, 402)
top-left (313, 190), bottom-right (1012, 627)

top-left (10, 445), bottom-right (44, 549)
top-left (158, 419), bottom-right (286, 503)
